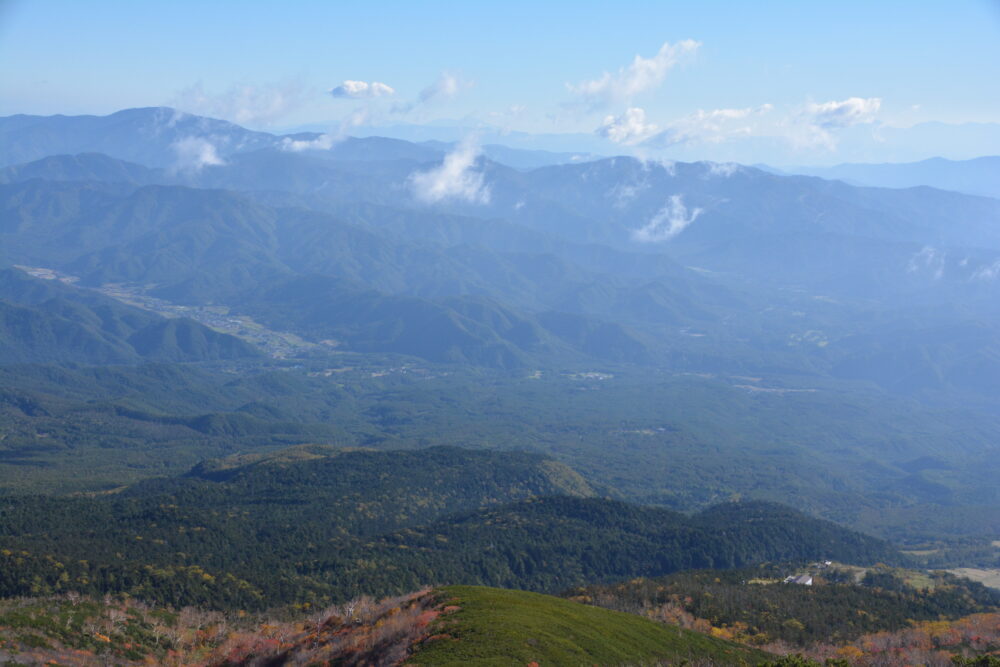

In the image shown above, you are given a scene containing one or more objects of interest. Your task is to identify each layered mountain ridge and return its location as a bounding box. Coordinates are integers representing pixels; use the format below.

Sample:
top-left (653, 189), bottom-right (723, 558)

top-left (2, 107), bottom-right (999, 548)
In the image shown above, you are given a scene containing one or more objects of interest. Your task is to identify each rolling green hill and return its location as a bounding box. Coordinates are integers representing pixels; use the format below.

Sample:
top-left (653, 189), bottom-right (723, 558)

top-left (349, 497), bottom-right (900, 597)
top-left (409, 585), bottom-right (770, 666)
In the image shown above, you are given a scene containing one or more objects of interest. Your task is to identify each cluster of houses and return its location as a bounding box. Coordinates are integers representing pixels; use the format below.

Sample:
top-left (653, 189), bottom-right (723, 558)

top-left (782, 560), bottom-right (833, 586)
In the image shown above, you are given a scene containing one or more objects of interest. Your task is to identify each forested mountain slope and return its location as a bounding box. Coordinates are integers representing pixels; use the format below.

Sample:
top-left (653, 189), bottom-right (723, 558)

top-left (2, 108), bottom-right (999, 552)
top-left (0, 446), bottom-right (900, 609)
top-left (0, 268), bottom-right (260, 363)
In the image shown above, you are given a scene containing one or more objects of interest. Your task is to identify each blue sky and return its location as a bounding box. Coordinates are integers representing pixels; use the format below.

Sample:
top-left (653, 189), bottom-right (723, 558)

top-left (2, 0), bottom-right (999, 163)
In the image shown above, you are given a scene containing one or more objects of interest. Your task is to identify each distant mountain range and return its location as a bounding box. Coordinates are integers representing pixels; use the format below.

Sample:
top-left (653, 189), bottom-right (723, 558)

top-left (2, 107), bottom-right (1000, 395)
top-left (342, 118), bottom-right (1000, 165)
top-left (0, 107), bottom-right (599, 172)
top-left (779, 155), bottom-right (1000, 200)
top-left (2, 107), bottom-right (1000, 547)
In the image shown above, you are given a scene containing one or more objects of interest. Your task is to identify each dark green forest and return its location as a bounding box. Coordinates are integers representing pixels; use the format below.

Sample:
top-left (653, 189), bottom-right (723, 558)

top-left (570, 565), bottom-right (1000, 646)
top-left (4, 357), bottom-right (999, 547)
top-left (0, 446), bottom-right (900, 610)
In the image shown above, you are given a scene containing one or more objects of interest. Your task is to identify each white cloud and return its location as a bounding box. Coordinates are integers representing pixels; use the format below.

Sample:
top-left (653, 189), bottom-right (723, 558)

top-left (598, 107), bottom-right (660, 145)
top-left (329, 80), bottom-right (395, 99)
top-left (804, 97), bottom-right (881, 129)
top-left (612, 99), bottom-right (876, 154)
top-left (569, 40), bottom-right (700, 109)
top-left (171, 137), bottom-right (226, 171)
top-left (419, 72), bottom-right (464, 103)
top-left (604, 158), bottom-right (673, 206)
top-left (341, 106), bottom-right (372, 131)
top-left (171, 82), bottom-right (304, 127)
top-left (281, 134), bottom-right (337, 152)
top-left (489, 104), bottom-right (526, 119)
top-left (706, 161), bottom-right (741, 177)
top-left (908, 246), bottom-right (945, 280)
top-left (486, 104), bottom-right (527, 134)
top-left (609, 181), bottom-right (648, 207)
top-left (280, 108), bottom-right (370, 152)
top-left (644, 158), bottom-right (677, 176)
top-left (971, 259), bottom-right (1000, 281)
top-left (789, 97), bottom-right (882, 150)
top-left (409, 136), bottom-right (491, 205)
top-left (642, 104), bottom-right (773, 147)
top-left (632, 195), bottom-right (702, 242)
top-left (390, 72), bottom-right (471, 115)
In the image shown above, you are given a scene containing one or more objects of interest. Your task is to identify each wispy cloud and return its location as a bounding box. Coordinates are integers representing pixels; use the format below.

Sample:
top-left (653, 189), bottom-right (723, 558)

top-left (419, 72), bottom-right (465, 103)
top-left (329, 80), bottom-right (395, 99)
top-left (393, 72), bottom-right (472, 115)
top-left (280, 108), bottom-right (370, 152)
top-left (593, 99), bottom-right (878, 154)
top-left (598, 107), bottom-right (660, 145)
top-left (281, 134), bottom-right (337, 152)
top-left (409, 136), bottom-right (490, 205)
top-left (170, 81), bottom-right (304, 127)
top-left (486, 104), bottom-right (527, 134)
top-left (640, 104), bottom-right (773, 147)
top-left (804, 97), bottom-right (881, 129)
top-left (706, 162), bottom-right (741, 177)
top-left (569, 40), bottom-right (699, 109)
top-left (791, 97), bottom-right (882, 150)
top-left (609, 180), bottom-right (649, 207)
top-left (971, 258), bottom-right (1000, 281)
top-left (606, 160), bottom-right (663, 207)
top-left (632, 195), bottom-right (702, 242)
top-left (908, 246), bottom-right (945, 280)
top-left (171, 137), bottom-right (226, 171)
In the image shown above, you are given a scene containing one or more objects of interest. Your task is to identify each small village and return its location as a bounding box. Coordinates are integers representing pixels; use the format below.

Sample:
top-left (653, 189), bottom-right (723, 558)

top-left (781, 560), bottom-right (834, 586)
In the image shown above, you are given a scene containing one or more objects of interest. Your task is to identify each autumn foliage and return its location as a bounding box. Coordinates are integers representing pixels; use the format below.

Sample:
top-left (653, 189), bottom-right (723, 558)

top-left (0, 589), bottom-right (450, 666)
top-left (204, 589), bottom-right (441, 666)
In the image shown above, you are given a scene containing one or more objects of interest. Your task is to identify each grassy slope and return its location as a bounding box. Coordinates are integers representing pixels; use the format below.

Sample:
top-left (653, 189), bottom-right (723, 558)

top-left (949, 568), bottom-right (1000, 590)
top-left (408, 585), bottom-right (769, 666)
